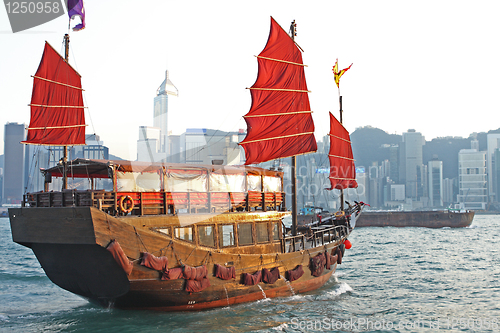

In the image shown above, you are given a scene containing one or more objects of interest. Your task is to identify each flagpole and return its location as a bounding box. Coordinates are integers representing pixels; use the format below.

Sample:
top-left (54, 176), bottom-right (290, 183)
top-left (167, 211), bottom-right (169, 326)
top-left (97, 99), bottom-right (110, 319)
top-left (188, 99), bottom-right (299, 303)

top-left (333, 59), bottom-right (352, 212)
top-left (338, 89), bottom-right (344, 211)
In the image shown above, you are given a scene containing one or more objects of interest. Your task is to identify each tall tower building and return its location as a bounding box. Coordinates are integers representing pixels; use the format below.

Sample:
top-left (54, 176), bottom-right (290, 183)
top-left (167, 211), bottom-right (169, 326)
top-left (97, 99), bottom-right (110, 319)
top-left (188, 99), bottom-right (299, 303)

top-left (400, 129), bottom-right (424, 199)
top-left (458, 140), bottom-right (487, 210)
top-left (428, 158), bottom-right (443, 207)
top-left (486, 133), bottom-right (500, 202)
top-left (3, 123), bottom-right (26, 204)
top-left (153, 70), bottom-right (178, 158)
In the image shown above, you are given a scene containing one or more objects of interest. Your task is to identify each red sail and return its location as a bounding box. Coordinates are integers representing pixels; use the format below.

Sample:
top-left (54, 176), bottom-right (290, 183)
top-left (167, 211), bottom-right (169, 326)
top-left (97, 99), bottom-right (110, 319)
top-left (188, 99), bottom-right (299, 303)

top-left (23, 42), bottom-right (86, 146)
top-left (240, 17), bottom-right (316, 165)
top-left (328, 112), bottom-right (357, 190)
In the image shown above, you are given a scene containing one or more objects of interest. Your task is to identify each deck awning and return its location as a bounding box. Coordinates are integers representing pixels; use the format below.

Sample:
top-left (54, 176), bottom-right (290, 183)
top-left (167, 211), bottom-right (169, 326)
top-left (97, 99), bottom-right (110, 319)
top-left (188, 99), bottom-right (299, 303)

top-left (43, 158), bottom-right (284, 179)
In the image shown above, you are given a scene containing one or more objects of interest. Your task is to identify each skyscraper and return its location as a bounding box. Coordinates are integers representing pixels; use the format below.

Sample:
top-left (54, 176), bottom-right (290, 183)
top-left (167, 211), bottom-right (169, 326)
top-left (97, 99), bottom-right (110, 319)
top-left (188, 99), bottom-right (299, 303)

top-left (400, 129), bottom-right (424, 199)
top-left (3, 123), bottom-right (26, 204)
top-left (428, 158), bottom-right (443, 207)
top-left (153, 70), bottom-right (178, 158)
top-left (486, 133), bottom-right (500, 202)
top-left (458, 141), bottom-right (487, 210)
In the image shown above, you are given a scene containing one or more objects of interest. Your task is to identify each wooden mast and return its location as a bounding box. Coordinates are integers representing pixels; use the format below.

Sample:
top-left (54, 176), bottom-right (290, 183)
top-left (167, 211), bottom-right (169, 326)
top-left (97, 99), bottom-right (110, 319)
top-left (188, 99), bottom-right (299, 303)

top-left (62, 33), bottom-right (70, 190)
top-left (290, 20), bottom-right (298, 236)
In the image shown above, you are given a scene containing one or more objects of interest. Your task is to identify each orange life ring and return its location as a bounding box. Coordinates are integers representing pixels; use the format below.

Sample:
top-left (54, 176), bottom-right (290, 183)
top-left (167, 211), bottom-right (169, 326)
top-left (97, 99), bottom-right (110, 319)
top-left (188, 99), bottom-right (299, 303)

top-left (119, 195), bottom-right (134, 214)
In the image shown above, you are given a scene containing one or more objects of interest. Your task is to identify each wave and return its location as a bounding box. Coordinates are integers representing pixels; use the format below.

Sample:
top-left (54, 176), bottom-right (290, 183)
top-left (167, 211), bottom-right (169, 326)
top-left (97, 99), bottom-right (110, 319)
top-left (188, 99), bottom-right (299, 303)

top-left (314, 282), bottom-right (353, 301)
top-left (327, 282), bottom-right (353, 297)
top-left (271, 323), bottom-right (288, 331)
top-left (0, 272), bottom-right (47, 282)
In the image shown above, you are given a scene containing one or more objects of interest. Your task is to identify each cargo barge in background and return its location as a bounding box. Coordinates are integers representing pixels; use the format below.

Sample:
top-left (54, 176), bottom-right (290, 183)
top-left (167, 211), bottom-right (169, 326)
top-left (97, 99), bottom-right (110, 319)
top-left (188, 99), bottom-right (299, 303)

top-left (355, 210), bottom-right (474, 228)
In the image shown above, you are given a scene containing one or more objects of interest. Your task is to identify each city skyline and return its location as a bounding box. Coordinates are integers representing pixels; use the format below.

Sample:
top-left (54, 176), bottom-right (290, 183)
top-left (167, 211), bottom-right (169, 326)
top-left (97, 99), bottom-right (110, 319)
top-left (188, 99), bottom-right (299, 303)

top-left (2, 121), bottom-right (500, 162)
top-left (1, 1), bottom-right (500, 160)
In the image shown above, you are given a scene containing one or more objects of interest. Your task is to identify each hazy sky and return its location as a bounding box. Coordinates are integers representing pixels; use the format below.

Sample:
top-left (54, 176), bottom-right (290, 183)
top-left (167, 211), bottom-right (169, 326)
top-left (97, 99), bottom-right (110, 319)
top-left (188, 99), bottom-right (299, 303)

top-left (1, 1), bottom-right (499, 160)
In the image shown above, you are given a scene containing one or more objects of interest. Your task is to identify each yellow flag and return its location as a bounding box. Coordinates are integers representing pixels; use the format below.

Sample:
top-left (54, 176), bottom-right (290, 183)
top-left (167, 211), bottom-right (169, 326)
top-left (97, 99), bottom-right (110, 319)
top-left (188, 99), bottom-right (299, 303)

top-left (332, 59), bottom-right (352, 88)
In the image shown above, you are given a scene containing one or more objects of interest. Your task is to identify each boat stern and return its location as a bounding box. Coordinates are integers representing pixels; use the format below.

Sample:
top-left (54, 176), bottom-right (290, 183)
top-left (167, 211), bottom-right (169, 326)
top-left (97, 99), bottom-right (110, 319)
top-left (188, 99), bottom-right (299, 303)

top-left (9, 207), bottom-right (130, 302)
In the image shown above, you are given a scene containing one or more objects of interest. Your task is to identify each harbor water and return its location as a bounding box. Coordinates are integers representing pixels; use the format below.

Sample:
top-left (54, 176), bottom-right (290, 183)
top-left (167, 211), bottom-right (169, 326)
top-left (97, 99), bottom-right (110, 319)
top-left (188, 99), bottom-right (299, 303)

top-left (1, 215), bottom-right (499, 332)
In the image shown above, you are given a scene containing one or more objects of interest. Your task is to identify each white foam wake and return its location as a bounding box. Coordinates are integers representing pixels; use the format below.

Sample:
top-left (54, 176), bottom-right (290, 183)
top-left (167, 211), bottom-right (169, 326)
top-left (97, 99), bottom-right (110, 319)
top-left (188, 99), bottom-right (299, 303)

top-left (272, 323), bottom-right (288, 331)
top-left (325, 282), bottom-right (353, 298)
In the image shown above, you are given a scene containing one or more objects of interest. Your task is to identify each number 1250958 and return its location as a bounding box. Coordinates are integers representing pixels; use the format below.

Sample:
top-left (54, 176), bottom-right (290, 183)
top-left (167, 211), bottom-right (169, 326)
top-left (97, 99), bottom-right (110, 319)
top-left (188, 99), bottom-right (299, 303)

top-left (5, 2), bottom-right (61, 14)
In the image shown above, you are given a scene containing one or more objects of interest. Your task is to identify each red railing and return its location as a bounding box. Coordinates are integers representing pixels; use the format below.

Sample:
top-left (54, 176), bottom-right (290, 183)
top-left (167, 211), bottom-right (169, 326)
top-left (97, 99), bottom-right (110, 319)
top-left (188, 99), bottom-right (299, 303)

top-left (23, 189), bottom-right (285, 216)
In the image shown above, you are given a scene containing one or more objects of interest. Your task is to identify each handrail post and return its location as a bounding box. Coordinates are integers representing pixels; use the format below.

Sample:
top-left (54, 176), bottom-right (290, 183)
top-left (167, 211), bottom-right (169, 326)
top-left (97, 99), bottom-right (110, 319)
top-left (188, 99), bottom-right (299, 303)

top-left (140, 192), bottom-right (143, 215)
top-left (113, 192), bottom-right (117, 214)
top-left (163, 191), bottom-right (167, 215)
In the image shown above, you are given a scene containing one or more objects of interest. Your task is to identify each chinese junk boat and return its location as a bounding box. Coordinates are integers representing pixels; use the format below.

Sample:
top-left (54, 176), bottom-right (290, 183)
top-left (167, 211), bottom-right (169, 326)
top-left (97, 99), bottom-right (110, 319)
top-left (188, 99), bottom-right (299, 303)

top-left (9, 18), bottom-right (364, 311)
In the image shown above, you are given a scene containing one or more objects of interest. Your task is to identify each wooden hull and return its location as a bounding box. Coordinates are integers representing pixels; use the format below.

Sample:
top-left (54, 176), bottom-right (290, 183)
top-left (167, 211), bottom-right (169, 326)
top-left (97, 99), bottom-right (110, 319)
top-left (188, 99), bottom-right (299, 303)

top-left (355, 210), bottom-right (474, 228)
top-left (9, 207), bottom-right (346, 311)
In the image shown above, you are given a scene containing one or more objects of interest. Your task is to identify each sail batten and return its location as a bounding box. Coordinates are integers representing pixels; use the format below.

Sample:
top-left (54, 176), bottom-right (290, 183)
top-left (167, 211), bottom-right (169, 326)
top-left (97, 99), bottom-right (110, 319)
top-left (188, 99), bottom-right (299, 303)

top-left (23, 41), bottom-right (86, 146)
top-left (244, 110), bottom-right (312, 118)
top-left (328, 112), bottom-right (357, 190)
top-left (32, 75), bottom-right (85, 91)
top-left (27, 124), bottom-right (87, 130)
top-left (239, 131), bottom-right (315, 145)
top-left (240, 17), bottom-right (317, 165)
top-left (28, 104), bottom-right (86, 108)
top-left (247, 87), bottom-right (310, 93)
top-left (328, 133), bottom-right (351, 143)
top-left (328, 154), bottom-right (355, 161)
top-left (255, 56), bottom-right (307, 67)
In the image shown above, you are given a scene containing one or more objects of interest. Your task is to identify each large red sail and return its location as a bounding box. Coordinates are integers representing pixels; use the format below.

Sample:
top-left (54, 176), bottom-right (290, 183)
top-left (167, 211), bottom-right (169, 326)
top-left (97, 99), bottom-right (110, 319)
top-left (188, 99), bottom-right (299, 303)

top-left (328, 112), bottom-right (357, 190)
top-left (240, 17), bottom-right (316, 165)
top-left (23, 42), bottom-right (86, 146)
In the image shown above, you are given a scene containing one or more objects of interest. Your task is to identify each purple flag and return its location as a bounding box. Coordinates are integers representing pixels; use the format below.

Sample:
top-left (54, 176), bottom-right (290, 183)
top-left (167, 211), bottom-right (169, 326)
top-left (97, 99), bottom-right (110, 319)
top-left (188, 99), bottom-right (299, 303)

top-left (67, 0), bottom-right (85, 31)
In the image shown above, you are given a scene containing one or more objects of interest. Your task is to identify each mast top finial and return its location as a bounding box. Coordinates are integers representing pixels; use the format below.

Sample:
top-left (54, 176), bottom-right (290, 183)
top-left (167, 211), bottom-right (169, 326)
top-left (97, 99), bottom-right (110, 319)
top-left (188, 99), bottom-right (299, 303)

top-left (289, 20), bottom-right (297, 39)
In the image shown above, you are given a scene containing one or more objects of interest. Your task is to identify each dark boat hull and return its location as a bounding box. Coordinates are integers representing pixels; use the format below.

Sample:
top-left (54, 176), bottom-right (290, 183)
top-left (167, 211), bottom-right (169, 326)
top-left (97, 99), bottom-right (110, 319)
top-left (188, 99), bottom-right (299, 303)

top-left (9, 206), bottom-right (347, 311)
top-left (355, 210), bottom-right (474, 228)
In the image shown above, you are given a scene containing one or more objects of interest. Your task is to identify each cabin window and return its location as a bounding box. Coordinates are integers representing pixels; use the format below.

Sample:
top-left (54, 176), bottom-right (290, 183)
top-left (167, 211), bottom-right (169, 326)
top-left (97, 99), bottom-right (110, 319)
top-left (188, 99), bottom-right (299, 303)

top-left (256, 222), bottom-right (269, 243)
top-left (263, 176), bottom-right (282, 192)
top-left (247, 175), bottom-right (262, 191)
top-left (272, 222), bottom-right (280, 241)
top-left (157, 227), bottom-right (171, 237)
top-left (116, 171), bottom-right (162, 192)
top-left (165, 169), bottom-right (207, 192)
top-left (198, 225), bottom-right (215, 247)
top-left (174, 226), bottom-right (193, 242)
top-left (238, 223), bottom-right (253, 246)
top-left (219, 224), bottom-right (235, 248)
top-left (210, 173), bottom-right (245, 192)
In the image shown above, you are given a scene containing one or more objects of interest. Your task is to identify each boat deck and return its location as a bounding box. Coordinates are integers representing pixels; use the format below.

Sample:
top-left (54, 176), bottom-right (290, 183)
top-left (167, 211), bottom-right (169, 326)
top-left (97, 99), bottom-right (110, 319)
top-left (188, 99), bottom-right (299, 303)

top-left (22, 189), bottom-right (284, 216)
